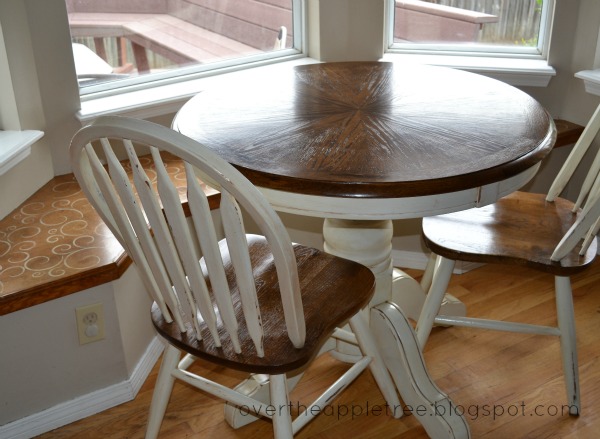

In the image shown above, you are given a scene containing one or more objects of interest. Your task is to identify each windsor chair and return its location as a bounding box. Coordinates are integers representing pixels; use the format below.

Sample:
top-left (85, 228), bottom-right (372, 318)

top-left (415, 107), bottom-right (600, 416)
top-left (70, 116), bottom-right (402, 438)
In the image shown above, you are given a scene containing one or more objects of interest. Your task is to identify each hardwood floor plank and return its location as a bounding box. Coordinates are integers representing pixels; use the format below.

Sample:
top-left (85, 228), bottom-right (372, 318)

top-left (37, 260), bottom-right (600, 438)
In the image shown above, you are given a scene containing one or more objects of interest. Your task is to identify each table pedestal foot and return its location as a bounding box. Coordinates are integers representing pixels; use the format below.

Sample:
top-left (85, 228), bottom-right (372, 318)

top-left (224, 373), bottom-right (304, 428)
top-left (371, 302), bottom-right (471, 439)
top-left (392, 268), bottom-right (466, 322)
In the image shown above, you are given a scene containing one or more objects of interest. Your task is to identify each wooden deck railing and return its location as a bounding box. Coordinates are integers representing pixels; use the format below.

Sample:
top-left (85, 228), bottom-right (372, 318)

top-left (68, 13), bottom-right (261, 70)
top-left (394, 0), bottom-right (499, 43)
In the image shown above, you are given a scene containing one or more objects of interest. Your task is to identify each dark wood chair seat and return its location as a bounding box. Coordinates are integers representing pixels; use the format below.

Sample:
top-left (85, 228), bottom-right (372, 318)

top-left (152, 235), bottom-right (375, 375)
top-left (422, 191), bottom-right (598, 276)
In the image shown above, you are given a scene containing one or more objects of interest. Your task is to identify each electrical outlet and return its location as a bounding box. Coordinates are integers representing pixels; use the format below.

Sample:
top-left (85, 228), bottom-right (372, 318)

top-left (75, 303), bottom-right (105, 345)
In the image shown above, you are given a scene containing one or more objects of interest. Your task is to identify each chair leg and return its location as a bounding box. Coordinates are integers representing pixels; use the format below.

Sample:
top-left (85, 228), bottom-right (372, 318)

top-left (415, 256), bottom-right (456, 349)
top-left (349, 311), bottom-right (402, 417)
top-left (269, 374), bottom-right (294, 439)
top-left (555, 276), bottom-right (581, 415)
top-left (420, 252), bottom-right (438, 293)
top-left (145, 344), bottom-right (181, 439)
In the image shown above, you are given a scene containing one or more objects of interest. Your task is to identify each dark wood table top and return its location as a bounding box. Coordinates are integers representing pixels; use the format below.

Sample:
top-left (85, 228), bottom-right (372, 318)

top-left (174, 61), bottom-right (556, 199)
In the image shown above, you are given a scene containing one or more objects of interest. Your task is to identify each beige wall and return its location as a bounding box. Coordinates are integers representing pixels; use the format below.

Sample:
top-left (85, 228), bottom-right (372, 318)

top-left (0, 1), bottom-right (54, 219)
top-left (308, 0), bottom-right (385, 61)
top-left (0, 267), bottom-right (154, 426)
top-left (0, 0), bottom-right (83, 218)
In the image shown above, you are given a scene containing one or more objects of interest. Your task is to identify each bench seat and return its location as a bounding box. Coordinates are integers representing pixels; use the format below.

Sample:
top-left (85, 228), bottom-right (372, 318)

top-left (0, 154), bottom-right (219, 315)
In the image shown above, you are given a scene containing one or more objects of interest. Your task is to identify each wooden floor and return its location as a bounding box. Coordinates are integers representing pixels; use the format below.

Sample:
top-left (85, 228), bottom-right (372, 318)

top-left (38, 260), bottom-right (600, 438)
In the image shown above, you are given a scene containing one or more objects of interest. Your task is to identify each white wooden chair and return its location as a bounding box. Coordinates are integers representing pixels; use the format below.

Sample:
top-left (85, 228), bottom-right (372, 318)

top-left (415, 106), bottom-right (600, 416)
top-left (70, 116), bottom-right (401, 438)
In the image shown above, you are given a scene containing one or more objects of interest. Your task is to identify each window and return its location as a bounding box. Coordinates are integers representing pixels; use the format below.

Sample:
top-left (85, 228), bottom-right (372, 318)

top-left (387, 0), bottom-right (553, 58)
top-left (383, 0), bottom-right (556, 87)
top-left (67, 0), bottom-right (304, 97)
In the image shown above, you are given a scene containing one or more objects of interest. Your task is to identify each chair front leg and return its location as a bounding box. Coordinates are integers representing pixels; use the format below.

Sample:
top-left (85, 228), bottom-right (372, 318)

top-left (269, 374), bottom-right (294, 439)
top-left (146, 344), bottom-right (181, 439)
top-left (415, 255), bottom-right (455, 349)
top-left (555, 275), bottom-right (581, 415)
top-left (420, 252), bottom-right (439, 293)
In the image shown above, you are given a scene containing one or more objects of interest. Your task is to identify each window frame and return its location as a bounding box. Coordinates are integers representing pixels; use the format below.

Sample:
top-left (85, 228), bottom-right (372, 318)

top-left (385, 0), bottom-right (555, 60)
top-left (381, 0), bottom-right (556, 88)
top-left (77, 0), bottom-right (307, 101)
top-left (78, 0), bottom-right (560, 122)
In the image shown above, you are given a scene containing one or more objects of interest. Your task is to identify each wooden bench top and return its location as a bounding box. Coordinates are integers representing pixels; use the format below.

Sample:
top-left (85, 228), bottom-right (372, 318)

top-left (0, 154), bottom-right (219, 316)
top-left (0, 120), bottom-right (583, 315)
top-left (553, 119), bottom-right (585, 148)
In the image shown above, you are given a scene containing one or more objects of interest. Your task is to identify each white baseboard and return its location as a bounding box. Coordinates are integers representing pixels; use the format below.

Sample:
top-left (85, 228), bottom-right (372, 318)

top-left (391, 249), bottom-right (482, 274)
top-left (0, 337), bottom-right (164, 439)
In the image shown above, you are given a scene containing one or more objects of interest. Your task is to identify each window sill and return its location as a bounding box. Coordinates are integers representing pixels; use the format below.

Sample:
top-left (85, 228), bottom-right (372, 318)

top-left (381, 53), bottom-right (556, 87)
top-left (0, 130), bottom-right (44, 176)
top-left (77, 55), bottom-right (556, 122)
top-left (575, 70), bottom-right (600, 96)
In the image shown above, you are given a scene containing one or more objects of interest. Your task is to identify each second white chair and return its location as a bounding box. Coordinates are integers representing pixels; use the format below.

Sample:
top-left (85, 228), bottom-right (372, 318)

top-left (415, 107), bottom-right (600, 416)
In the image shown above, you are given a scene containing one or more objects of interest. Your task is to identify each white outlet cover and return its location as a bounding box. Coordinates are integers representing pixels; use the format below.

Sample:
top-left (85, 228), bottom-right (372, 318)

top-left (75, 303), bottom-right (105, 345)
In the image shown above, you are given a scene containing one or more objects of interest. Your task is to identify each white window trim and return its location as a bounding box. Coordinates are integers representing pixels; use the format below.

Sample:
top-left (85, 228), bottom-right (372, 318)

top-left (78, 52), bottom-right (556, 123)
top-left (383, 0), bottom-right (556, 87)
top-left (0, 3), bottom-right (45, 175)
top-left (0, 130), bottom-right (44, 176)
top-left (573, 20), bottom-right (600, 97)
top-left (575, 70), bottom-right (600, 96)
top-left (380, 53), bottom-right (555, 87)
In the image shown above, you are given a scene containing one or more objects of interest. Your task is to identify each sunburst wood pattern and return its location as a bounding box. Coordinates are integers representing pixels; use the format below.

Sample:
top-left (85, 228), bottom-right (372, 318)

top-left (0, 154), bottom-right (219, 315)
top-left (174, 62), bottom-right (556, 198)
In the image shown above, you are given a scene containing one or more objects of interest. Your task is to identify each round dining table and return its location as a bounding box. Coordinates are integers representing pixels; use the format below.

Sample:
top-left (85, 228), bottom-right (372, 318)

top-left (173, 61), bottom-right (556, 438)
top-left (173, 61), bottom-right (555, 315)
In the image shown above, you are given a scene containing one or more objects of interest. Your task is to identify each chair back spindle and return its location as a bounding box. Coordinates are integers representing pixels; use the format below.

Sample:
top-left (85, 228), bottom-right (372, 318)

top-left (546, 103), bottom-right (600, 260)
top-left (71, 118), bottom-right (306, 357)
top-left (547, 103), bottom-right (600, 205)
